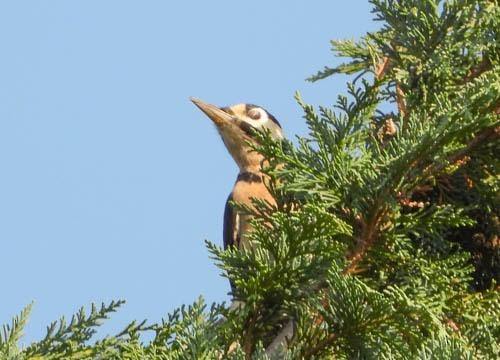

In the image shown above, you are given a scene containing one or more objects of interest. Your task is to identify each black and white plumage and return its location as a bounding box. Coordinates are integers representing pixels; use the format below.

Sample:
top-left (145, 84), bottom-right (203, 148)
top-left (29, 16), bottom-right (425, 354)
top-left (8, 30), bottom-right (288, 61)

top-left (190, 97), bottom-right (283, 259)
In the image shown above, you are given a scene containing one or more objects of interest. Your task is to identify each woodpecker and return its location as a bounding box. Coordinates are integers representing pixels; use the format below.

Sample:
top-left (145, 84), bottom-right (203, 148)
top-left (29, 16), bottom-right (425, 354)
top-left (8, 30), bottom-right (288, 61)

top-left (191, 98), bottom-right (293, 353)
top-left (190, 97), bottom-right (283, 264)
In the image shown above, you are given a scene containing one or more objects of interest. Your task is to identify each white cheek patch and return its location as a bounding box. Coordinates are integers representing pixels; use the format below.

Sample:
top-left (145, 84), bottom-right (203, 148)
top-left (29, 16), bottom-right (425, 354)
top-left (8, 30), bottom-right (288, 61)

top-left (246, 108), bottom-right (269, 128)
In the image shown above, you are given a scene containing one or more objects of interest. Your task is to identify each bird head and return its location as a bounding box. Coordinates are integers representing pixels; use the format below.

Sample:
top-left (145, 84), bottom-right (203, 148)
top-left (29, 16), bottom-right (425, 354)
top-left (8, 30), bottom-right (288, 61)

top-left (190, 97), bottom-right (283, 172)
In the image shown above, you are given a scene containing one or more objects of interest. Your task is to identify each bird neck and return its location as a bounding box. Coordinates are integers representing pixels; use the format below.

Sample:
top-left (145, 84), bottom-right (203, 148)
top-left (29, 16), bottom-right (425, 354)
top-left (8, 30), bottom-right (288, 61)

top-left (237, 153), bottom-right (266, 180)
top-left (235, 149), bottom-right (266, 174)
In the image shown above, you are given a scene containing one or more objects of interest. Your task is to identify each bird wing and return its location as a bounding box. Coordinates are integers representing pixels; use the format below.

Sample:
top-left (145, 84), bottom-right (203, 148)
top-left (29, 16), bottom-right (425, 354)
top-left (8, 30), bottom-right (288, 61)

top-left (223, 193), bottom-right (240, 250)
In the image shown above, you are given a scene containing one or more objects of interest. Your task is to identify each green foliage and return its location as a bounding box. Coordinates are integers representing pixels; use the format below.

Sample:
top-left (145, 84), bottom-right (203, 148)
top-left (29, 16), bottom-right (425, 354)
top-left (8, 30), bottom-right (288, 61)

top-left (3, 0), bottom-right (499, 358)
top-left (0, 304), bottom-right (32, 360)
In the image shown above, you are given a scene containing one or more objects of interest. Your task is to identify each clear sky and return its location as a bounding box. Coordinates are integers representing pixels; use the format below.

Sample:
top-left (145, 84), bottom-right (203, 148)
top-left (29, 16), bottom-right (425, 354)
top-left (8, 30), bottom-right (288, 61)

top-left (0, 1), bottom-right (376, 344)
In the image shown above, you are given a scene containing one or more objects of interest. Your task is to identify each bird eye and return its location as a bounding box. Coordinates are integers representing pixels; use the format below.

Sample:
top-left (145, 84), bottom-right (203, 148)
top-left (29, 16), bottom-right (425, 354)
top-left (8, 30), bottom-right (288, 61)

top-left (248, 108), bottom-right (263, 120)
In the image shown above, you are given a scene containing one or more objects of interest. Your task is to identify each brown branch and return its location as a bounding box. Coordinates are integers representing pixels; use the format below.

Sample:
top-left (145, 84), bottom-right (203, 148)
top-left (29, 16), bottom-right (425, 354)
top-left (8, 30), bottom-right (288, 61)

top-left (243, 312), bottom-right (259, 358)
top-left (451, 125), bottom-right (499, 163)
top-left (396, 82), bottom-right (407, 119)
top-left (461, 57), bottom-right (492, 84)
top-left (375, 56), bottom-right (408, 126)
top-left (444, 317), bottom-right (460, 333)
top-left (375, 56), bottom-right (392, 80)
top-left (344, 207), bottom-right (389, 275)
top-left (302, 332), bottom-right (337, 359)
top-left (401, 124), bottom-right (499, 195)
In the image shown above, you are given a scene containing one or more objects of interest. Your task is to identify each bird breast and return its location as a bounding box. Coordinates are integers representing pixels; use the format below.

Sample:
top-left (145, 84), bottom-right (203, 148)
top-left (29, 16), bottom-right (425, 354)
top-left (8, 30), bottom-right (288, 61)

top-left (231, 178), bottom-right (275, 250)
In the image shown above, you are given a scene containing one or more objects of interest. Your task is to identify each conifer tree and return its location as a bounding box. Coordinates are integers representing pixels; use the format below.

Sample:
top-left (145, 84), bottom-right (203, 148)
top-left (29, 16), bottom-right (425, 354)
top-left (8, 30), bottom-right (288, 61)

top-left (2, 1), bottom-right (498, 359)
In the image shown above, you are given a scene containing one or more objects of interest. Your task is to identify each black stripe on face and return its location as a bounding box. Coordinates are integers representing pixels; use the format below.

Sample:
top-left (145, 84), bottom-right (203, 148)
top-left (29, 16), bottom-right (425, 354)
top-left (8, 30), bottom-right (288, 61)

top-left (245, 104), bottom-right (282, 128)
top-left (238, 121), bottom-right (256, 137)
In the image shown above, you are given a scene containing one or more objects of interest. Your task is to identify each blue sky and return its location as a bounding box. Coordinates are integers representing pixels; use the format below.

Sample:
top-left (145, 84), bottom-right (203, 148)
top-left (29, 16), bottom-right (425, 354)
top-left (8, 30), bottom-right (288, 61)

top-left (0, 1), bottom-right (376, 344)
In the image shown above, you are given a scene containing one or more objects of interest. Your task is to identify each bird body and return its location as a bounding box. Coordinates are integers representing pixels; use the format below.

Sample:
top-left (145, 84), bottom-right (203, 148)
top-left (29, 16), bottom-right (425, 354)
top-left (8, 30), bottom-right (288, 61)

top-left (191, 97), bottom-right (294, 353)
top-left (224, 172), bottom-right (275, 251)
top-left (190, 98), bottom-right (283, 253)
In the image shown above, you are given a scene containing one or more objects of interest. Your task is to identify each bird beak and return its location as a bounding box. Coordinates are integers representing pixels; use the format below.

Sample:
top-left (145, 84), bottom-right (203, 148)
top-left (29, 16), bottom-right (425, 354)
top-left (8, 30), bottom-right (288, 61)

top-left (190, 97), bottom-right (233, 126)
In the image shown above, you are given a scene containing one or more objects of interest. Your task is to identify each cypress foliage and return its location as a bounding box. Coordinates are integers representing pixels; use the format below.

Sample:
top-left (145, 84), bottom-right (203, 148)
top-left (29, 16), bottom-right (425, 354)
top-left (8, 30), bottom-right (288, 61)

top-left (2, 1), bottom-right (498, 358)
